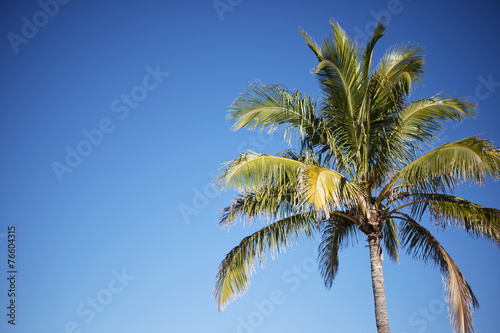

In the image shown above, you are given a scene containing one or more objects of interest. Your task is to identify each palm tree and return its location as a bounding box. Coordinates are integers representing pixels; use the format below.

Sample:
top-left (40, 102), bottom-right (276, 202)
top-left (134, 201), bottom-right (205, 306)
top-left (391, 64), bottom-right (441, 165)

top-left (214, 20), bottom-right (500, 333)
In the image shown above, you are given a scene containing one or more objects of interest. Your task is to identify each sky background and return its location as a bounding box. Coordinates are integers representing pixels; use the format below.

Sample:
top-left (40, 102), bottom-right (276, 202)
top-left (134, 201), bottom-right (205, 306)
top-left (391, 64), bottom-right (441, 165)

top-left (1, 0), bottom-right (499, 332)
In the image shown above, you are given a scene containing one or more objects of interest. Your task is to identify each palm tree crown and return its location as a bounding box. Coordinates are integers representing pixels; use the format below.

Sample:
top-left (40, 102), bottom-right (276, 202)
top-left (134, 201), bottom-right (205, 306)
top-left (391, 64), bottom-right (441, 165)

top-left (214, 20), bottom-right (500, 333)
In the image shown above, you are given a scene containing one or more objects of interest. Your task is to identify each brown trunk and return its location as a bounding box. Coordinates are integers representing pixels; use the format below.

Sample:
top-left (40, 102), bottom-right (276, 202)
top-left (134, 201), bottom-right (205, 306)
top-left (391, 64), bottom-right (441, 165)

top-left (368, 235), bottom-right (390, 333)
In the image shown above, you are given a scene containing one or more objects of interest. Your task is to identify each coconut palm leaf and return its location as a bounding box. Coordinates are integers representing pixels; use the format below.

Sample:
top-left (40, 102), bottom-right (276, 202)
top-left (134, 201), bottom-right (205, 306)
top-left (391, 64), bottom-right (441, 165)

top-left (228, 82), bottom-right (321, 145)
top-left (428, 196), bottom-right (500, 243)
top-left (301, 164), bottom-right (361, 211)
top-left (315, 21), bottom-right (362, 115)
top-left (218, 152), bottom-right (361, 212)
top-left (215, 212), bottom-right (317, 310)
top-left (398, 96), bottom-right (476, 145)
top-left (394, 193), bottom-right (500, 244)
top-left (375, 43), bottom-right (425, 97)
top-left (318, 215), bottom-right (359, 288)
top-left (311, 22), bottom-right (364, 164)
top-left (361, 19), bottom-right (386, 83)
top-left (395, 136), bottom-right (500, 193)
top-left (382, 218), bottom-right (400, 263)
top-left (300, 28), bottom-right (323, 62)
top-left (397, 213), bottom-right (479, 333)
top-left (217, 153), bottom-right (302, 191)
top-left (218, 184), bottom-right (300, 228)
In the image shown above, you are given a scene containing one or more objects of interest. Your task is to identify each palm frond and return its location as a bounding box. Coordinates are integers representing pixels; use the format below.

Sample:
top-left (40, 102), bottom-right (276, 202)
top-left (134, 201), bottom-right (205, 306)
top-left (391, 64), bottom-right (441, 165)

top-left (318, 215), bottom-right (359, 288)
top-left (376, 43), bottom-right (425, 96)
top-left (382, 218), bottom-right (400, 263)
top-left (215, 213), bottom-right (317, 310)
top-left (403, 193), bottom-right (500, 244)
top-left (395, 136), bottom-right (500, 192)
top-left (301, 164), bottom-right (361, 211)
top-left (218, 184), bottom-right (300, 228)
top-left (399, 96), bottom-right (476, 145)
top-left (315, 21), bottom-right (363, 127)
top-left (217, 153), bottom-right (302, 191)
top-left (300, 28), bottom-right (323, 61)
top-left (361, 18), bottom-right (386, 83)
top-left (397, 213), bottom-right (479, 333)
top-left (228, 82), bottom-right (320, 145)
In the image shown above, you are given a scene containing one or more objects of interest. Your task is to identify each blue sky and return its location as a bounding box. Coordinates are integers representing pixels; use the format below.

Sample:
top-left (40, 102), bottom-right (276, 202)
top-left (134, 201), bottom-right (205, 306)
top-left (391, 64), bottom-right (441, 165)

top-left (1, 0), bottom-right (499, 332)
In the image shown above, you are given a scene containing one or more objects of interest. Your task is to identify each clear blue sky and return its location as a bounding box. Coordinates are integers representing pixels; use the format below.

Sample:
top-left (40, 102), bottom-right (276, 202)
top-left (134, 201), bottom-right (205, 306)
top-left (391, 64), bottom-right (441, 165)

top-left (1, 0), bottom-right (499, 332)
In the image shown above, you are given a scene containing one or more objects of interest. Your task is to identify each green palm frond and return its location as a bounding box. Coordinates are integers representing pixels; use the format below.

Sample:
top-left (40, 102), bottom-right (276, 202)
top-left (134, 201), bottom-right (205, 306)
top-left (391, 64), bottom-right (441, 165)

top-left (395, 136), bottom-right (500, 192)
top-left (399, 96), bottom-right (476, 145)
top-left (357, 19), bottom-right (386, 179)
top-left (228, 82), bottom-right (320, 145)
top-left (218, 184), bottom-right (300, 228)
top-left (400, 193), bottom-right (500, 244)
top-left (365, 44), bottom-right (424, 130)
top-left (375, 43), bottom-right (425, 96)
top-left (218, 153), bottom-right (361, 213)
top-left (299, 28), bottom-right (323, 61)
top-left (361, 19), bottom-right (386, 83)
top-left (317, 215), bottom-right (358, 288)
top-left (397, 214), bottom-right (479, 333)
top-left (215, 212), bottom-right (317, 310)
top-left (315, 21), bottom-right (362, 120)
top-left (382, 218), bottom-right (400, 263)
top-left (429, 196), bottom-right (500, 243)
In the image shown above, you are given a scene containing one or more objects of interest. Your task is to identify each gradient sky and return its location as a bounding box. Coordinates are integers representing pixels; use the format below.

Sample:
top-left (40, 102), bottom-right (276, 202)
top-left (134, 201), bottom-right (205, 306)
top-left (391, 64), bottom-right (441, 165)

top-left (1, 0), bottom-right (499, 332)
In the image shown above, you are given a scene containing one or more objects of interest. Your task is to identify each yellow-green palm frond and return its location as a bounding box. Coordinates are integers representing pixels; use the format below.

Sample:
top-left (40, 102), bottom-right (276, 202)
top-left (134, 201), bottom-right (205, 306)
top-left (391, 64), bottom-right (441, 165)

top-left (397, 214), bottom-right (479, 333)
top-left (217, 153), bottom-right (303, 191)
top-left (317, 215), bottom-right (359, 288)
top-left (300, 28), bottom-right (323, 62)
top-left (301, 164), bottom-right (361, 212)
top-left (218, 153), bottom-right (361, 213)
top-left (395, 136), bottom-right (500, 192)
top-left (214, 212), bottom-right (317, 310)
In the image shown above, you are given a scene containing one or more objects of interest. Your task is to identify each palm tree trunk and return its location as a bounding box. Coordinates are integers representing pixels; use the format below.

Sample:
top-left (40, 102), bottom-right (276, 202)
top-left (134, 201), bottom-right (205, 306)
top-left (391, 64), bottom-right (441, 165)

top-left (368, 235), bottom-right (390, 333)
